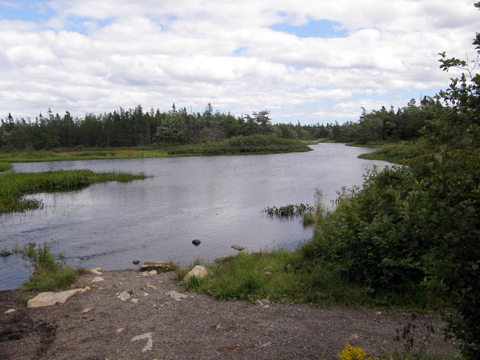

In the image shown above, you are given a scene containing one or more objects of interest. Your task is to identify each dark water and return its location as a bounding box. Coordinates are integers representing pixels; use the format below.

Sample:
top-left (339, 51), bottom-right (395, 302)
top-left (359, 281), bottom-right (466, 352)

top-left (0, 144), bottom-right (391, 290)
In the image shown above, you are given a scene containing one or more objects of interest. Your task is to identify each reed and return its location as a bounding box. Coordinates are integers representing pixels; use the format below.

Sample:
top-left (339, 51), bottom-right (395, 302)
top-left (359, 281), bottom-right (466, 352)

top-left (0, 169), bottom-right (147, 214)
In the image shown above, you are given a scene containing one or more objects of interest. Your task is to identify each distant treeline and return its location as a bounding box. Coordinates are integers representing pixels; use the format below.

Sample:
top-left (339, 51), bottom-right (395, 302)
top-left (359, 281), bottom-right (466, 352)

top-left (0, 97), bottom-right (445, 151)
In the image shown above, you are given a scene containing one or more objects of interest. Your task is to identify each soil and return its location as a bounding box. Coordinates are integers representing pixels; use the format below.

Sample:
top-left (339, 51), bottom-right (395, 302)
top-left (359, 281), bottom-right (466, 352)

top-left (0, 270), bottom-right (458, 360)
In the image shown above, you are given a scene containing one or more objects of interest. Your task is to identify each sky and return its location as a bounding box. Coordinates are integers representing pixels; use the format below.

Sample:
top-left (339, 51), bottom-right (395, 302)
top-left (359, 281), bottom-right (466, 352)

top-left (0, 0), bottom-right (478, 125)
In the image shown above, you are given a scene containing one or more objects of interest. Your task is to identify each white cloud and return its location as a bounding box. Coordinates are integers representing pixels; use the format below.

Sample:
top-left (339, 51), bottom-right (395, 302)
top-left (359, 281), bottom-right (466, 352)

top-left (0, 0), bottom-right (478, 123)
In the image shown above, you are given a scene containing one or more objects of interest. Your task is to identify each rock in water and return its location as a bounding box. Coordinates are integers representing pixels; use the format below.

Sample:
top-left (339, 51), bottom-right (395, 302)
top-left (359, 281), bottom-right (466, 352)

top-left (192, 239), bottom-right (201, 246)
top-left (132, 260), bottom-right (140, 265)
top-left (231, 245), bottom-right (244, 251)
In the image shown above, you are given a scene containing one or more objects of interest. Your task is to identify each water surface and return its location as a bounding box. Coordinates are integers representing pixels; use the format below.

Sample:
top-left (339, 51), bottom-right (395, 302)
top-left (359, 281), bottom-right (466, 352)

top-left (0, 144), bottom-right (391, 290)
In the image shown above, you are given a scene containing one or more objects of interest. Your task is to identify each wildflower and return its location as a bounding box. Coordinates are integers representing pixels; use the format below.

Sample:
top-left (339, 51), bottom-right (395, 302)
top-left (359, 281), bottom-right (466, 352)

top-left (337, 343), bottom-right (373, 360)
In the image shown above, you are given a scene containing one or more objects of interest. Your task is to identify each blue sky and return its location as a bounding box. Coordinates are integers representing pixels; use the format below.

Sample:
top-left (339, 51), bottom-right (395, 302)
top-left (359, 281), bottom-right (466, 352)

top-left (0, 0), bottom-right (478, 124)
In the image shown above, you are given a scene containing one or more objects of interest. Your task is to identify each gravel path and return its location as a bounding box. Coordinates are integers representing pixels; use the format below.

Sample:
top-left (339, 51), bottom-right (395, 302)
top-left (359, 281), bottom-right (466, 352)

top-left (0, 270), bottom-right (458, 359)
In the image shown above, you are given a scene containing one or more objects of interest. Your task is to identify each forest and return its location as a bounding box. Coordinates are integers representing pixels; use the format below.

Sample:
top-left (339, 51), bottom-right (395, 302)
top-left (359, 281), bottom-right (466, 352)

top-left (0, 96), bottom-right (440, 152)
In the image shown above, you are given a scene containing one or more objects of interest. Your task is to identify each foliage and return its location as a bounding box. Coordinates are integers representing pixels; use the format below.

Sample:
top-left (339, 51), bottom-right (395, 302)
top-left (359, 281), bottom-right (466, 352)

top-left (262, 203), bottom-right (313, 217)
top-left (0, 162), bottom-right (12, 172)
top-left (0, 169), bottom-right (147, 214)
top-left (19, 242), bottom-right (77, 292)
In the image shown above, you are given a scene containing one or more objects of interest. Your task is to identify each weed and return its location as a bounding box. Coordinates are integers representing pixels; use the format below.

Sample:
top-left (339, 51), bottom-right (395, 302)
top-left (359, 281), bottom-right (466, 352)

top-left (18, 242), bottom-right (78, 292)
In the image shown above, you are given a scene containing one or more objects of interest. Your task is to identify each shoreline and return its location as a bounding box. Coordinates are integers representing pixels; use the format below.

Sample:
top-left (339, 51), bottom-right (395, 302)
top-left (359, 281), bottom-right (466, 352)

top-left (0, 269), bottom-right (459, 360)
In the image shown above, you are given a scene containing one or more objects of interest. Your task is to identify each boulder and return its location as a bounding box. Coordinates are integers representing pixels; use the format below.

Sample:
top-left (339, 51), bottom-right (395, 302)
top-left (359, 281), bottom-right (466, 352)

top-left (215, 255), bottom-right (237, 263)
top-left (27, 288), bottom-right (85, 308)
top-left (231, 245), bottom-right (244, 251)
top-left (131, 332), bottom-right (153, 353)
top-left (183, 265), bottom-right (213, 281)
top-left (140, 261), bottom-right (175, 273)
top-left (132, 260), bottom-right (140, 265)
top-left (192, 239), bottom-right (201, 246)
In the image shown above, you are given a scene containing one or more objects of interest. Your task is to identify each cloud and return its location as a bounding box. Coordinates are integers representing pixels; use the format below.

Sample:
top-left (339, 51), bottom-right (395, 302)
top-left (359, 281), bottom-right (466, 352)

top-left (0, 0), bottom-right (478, 124)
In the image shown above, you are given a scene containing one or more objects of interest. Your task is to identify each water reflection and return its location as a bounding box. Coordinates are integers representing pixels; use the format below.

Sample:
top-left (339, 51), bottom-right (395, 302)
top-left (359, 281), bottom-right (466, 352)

top-left (0, 144), bottom-right (391, 290)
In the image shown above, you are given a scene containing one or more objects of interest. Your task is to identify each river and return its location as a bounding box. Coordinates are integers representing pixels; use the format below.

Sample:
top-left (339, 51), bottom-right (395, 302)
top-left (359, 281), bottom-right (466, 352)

top-left (0, 143), bottom-right (391, 290)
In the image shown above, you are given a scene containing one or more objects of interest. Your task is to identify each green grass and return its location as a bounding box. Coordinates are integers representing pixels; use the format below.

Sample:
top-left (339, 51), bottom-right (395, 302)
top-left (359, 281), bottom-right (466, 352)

top-left (358, 141), bottom-right (432, 164)
top-left (0, 169), bottom-right (148, 214)
top-left (179, 249), bottom-right (440, 311)
top-left (0, 162), bottom-right (12, 172)
top-left (19, 242), bottom-right (79, 292)
top-left (0, 135), bottom-right (311, 163)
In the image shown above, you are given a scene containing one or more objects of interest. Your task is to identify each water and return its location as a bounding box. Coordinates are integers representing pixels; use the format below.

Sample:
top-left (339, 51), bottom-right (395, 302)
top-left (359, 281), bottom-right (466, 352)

top-left (0, 144), bottom-right (391, 290)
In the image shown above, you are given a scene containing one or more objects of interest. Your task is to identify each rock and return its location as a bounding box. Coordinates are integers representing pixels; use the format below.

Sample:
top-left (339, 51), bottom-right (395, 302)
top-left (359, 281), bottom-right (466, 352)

top-left (4, 309), bottom-right (16, 314)
top-left (140, 261), bottom-right (175, 273)
top-left (92, 276), bottom-right (104, 282)
top-left (256, 299), bottom-right (272, 307)
top-left (1, 249), bottom-right (11, 257)
top-left (349, 334), bottom-right (360, 340)
top-left (183, 265), bottom-right (213, 281)
top-left (117, 328), bottom-right (124, 334)
top-left (192, 239), bottom-right (201, 246)
top-left (166, 290), bottom-right (186, 301)
top-left (148, 270), bottom-right (157, 275)
top-left (131, 298), bottom-right (139, 303)
top-left (231, 245), bottom-right (244, 251)
top-left (132, 260), bottom-right (140, 265)
top-left (264, 271), bottom-right (272, 275)
top-left (83, 286), bottom-right (91, 291)
top-left (117, 291), bottom-right (132, 301)
top-left (90, 267), bottom-right (102, 275)
top-left (215, 255), bottom-right (237, 263)
top-left (131, 332), bottom-right (153, 353)
top-left (27, 289), bottom-right (84, 308)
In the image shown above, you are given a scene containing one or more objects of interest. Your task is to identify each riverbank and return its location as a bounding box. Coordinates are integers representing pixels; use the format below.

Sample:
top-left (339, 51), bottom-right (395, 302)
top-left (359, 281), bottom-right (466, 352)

top-left (0, 269), bottom-right (458, 360)
top-left (0, 136), bottom-right (312, 164)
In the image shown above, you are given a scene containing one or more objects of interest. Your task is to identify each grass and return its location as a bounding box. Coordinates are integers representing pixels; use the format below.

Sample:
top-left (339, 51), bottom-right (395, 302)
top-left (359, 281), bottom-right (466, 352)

top-left (0, 135), bottom-right (311, 163)
top-left (0, 162), bottom-right (12, 172)
top-left (0, 169), bottom-right (148, 214)
top-left (18, 242), bottom-right (80, 292)
top-left (357, 141), bottom-right (432, 164)
top-left (178, 249), bottom-right (440, 311)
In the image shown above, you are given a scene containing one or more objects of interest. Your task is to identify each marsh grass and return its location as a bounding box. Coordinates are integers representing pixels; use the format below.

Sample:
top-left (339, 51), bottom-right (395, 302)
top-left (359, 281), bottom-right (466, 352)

top-left (19, 242), bottom-right (78, 292)
top-left (0, 162), bottom-right (12, 172)
top-left (0, 136), bottom-right (310, 163)
top-left (0, 169), bottom-right (148, 214)
top-left (358, 141), bottom-right (431, 164)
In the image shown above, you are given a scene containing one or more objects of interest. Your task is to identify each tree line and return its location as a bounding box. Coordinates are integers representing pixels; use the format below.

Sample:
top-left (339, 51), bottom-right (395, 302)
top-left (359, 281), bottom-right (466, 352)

top-left (1, 96), bottom-right (447, 151)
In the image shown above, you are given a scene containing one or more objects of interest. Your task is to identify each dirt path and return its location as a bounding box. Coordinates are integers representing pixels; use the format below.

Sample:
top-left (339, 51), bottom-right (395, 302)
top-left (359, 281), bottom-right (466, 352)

top-left (0, 270), bottom-right (458, 360)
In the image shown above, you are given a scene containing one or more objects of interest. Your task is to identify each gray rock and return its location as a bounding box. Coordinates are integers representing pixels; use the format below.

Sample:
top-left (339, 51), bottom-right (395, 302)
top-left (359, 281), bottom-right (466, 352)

top-left (183, 265), bottom-right (213, 281)
top-left (4, 309), bottom-right (16, 314)
top-left (92, 276), bottom-right (104, 282)
top-left (27, 288), bottom-right (85, 308)
top-left (215, 255), bottom-right (237, 263)
top-left (231, 245), bottom-right (244, 251)
top-left (192, 239), bottom-right (201, 246)
top-left (166, 290), bottom-right (186, 301)
top-left (117, 291), bottom-right (131, 301)
top-left (140, 261), bottom-right (175, 273)
top-left (131, 332), bottom-right (153, 353)
top-left (132, 260), bottom-right (140, 265)
top-left (90, 267), bottom-right (102, 275)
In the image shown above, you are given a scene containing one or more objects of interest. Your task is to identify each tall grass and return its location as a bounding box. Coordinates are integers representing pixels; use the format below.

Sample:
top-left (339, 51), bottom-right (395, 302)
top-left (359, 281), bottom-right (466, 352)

top-left (0, 162), bottom-right (12, 172)
top-left (19, 242), bottom-right (78, 292)
top-left (0, 169), bottom-right (147, 214)
top-left (0, 135), bottom-right (310, 163)
top-left (358, 141), bottom-right (432, 164)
